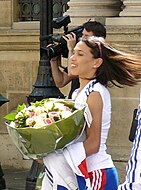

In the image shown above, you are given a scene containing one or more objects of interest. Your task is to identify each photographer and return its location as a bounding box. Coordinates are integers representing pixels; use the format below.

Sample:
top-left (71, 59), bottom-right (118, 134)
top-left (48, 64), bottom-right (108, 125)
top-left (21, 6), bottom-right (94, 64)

top-left (50, 21), bottom-right (106, 98)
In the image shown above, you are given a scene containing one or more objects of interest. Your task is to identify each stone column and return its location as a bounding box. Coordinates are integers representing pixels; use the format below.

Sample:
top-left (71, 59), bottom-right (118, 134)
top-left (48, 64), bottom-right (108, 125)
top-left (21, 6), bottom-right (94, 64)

top-left (106, 0), bottom-right (141, 26)
top-left (0, 0), bottom-right (12, 28)
top-left (64, 0), bottom-right (122, 26)
top-left (120, 0), bottom-right (141, 16)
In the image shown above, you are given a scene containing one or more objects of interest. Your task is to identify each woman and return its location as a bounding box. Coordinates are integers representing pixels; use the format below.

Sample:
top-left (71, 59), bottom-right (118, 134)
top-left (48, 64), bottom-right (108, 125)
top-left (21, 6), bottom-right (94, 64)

top-left (41, 37), bottom-right (141, 190)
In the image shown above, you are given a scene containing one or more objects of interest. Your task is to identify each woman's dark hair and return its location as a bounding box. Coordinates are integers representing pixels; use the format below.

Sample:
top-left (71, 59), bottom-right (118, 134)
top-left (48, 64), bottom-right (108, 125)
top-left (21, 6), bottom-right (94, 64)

top-left (82, 36), bottom-right (141, 87)
top-left (83, 21), bottom-right (106, 39)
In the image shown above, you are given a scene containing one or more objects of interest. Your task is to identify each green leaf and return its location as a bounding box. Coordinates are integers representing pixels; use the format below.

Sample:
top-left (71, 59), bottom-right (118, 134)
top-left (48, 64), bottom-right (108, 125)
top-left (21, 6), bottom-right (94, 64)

top-left (4, 112), bottom-right (17, 121)
top-left (31, 99), bottom-right (49, 107)
top-left (16, 104), bottom-right (26, 112)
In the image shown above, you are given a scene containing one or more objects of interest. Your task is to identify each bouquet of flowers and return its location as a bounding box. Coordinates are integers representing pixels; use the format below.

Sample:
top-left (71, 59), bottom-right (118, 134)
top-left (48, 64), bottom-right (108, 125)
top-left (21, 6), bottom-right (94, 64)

top-left (4, 98), bottom-right (85, 159)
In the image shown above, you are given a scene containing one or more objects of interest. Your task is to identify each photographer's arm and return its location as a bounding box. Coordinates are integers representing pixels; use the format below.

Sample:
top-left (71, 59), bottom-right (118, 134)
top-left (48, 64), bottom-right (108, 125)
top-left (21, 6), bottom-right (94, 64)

top-left (63, 33), bottom-right (78, 77)
top-left (50, 56), bottom-right (72, 88)
top-left (50, 33), bottom-right (78, 88)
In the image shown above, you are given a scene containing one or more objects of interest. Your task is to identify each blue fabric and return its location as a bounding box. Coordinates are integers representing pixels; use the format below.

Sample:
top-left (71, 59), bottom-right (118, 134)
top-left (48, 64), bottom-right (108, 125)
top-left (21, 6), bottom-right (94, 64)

top-left (76, 175), bottom-right (88, 190)
top-left (57, 185), bottom-right (68, 190)
top-left (104, 168), bottom-right (119, 190)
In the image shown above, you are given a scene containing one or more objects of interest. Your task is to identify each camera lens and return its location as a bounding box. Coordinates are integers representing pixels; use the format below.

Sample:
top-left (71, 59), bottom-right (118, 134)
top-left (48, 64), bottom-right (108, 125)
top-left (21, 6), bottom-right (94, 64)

top-left (47, 44), bottom-right (63, 58)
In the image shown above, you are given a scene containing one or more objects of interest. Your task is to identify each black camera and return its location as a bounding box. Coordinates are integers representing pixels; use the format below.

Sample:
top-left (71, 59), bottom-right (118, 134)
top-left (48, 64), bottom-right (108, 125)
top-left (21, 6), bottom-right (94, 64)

top-left (41, 15), bottom-right (83, 58)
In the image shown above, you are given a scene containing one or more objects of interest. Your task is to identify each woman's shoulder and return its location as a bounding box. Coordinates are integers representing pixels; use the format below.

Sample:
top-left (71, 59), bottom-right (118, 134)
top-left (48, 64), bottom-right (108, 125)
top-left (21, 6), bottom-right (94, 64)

top-left (85, 80), bottom-right (109, 95)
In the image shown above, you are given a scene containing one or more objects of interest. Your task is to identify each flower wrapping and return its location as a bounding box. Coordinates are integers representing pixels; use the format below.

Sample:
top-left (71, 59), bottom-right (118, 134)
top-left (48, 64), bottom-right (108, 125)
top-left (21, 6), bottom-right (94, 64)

top-left (4, 98), bottom-right (85, 159)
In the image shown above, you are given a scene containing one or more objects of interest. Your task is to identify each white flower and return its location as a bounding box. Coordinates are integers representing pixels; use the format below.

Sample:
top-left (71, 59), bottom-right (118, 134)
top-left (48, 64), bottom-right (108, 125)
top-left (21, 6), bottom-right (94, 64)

top-left (10, 121), bottom-right (17, 128)
top-left (61, 110), bottom-right (72, 119)
top-left (15, 112), bottom-right (24, 119)
top-left (34, 106), bottom-right (45, 116)
top-left (54, 103), bottom-right (64, 110)
top-left (26, 118), bottom-right (34, 126)
top-left (6, 99), bottom-right (76, 128)
top-left (26, 105), bottom-right (36, 111)
top-left (44, 101), bottom-right (54, 111)
top-left (39, 112), bottom-right (47, 118)
top-left (34, 118), bottom-right (46, 128)
top-left (62, 106), bottom-right (71, 111)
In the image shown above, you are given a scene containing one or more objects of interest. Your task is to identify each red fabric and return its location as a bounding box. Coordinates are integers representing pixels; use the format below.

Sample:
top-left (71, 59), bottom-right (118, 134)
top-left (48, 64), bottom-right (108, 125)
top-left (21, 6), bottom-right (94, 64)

top-left (78, 159), bottom-right (89, 179)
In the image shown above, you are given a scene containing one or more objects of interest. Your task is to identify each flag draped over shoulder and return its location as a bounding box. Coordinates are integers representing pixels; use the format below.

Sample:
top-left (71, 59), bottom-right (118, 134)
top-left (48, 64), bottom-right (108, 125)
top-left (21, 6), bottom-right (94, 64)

top-left (42, 142), bottom-right (93, 190)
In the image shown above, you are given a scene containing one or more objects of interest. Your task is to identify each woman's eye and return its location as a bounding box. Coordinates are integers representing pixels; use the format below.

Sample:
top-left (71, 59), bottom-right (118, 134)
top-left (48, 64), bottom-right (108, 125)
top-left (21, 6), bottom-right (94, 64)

top-left (78, 53), bottom-right (83, 56)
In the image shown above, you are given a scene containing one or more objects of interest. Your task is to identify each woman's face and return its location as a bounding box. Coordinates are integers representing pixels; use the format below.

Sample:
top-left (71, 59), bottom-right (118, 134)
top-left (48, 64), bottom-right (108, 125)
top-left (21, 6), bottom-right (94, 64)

top-left (70, 41), bottom-right (97, 79)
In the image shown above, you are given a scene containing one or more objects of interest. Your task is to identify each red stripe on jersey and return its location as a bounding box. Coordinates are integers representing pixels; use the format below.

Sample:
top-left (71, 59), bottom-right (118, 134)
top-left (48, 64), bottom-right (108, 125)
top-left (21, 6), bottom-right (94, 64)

top-left (78, 159), bottom-right (89, 179)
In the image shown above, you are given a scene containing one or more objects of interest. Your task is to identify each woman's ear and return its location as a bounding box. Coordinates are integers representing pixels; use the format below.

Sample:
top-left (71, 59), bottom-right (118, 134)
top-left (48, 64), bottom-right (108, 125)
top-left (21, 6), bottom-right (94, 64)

top-left (93, 58), bottom-right (103, 68)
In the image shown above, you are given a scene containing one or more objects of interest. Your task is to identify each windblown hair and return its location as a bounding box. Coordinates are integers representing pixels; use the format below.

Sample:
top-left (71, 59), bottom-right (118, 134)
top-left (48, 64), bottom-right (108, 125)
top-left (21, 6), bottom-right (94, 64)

top-left (82, 36), bottom-right (141, 87)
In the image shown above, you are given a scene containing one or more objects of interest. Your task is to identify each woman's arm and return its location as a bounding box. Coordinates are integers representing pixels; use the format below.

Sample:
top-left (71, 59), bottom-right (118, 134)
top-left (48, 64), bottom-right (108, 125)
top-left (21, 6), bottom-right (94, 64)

top-left (83, 91), bottom-right (103, 156)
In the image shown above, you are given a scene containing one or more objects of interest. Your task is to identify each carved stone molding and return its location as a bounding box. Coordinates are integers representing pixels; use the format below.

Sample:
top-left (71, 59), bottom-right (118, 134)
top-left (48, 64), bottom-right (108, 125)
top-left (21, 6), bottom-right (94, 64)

top-left (120, 0), bottom-right (141, 16)
top-left (64, 0), bottom-right (122, 25)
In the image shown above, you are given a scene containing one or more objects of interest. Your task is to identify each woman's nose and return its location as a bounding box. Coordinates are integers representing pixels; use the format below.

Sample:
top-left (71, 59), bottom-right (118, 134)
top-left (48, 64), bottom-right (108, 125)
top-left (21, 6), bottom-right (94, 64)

top-left (70, 54), bottom-right (75, 60)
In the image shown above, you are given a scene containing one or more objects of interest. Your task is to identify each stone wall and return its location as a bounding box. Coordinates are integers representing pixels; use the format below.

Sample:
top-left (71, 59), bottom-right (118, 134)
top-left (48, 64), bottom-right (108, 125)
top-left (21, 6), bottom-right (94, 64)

top-left (0, 29), bottom-right (39, 168)
top-left (106, 19), bottom-right (141, 161)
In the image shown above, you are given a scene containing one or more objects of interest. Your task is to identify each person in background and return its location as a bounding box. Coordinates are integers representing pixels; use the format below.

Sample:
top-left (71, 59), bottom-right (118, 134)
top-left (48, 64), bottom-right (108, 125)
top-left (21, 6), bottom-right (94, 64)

top-left (50, 21), bottom-right (106, 98)
top-left (41, 36), bottom-right (141, 189)
top-left (118, 90), bottom-right (141, 190)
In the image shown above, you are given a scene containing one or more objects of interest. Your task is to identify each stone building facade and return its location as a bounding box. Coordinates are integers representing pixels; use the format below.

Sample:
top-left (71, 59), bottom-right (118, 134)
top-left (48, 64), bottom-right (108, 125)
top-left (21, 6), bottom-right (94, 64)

top-left (0, 0), bottom-right (141, 170)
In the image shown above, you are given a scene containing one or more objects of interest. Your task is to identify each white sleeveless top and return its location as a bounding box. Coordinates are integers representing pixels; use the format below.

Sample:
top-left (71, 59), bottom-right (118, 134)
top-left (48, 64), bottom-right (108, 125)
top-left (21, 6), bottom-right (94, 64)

top-left (72, 80), bottom-right (114, 171)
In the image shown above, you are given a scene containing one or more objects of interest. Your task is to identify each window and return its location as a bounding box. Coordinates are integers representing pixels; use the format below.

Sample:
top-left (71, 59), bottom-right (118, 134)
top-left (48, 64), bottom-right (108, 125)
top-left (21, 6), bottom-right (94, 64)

top-left (18, 0), bottom-right (69, 21)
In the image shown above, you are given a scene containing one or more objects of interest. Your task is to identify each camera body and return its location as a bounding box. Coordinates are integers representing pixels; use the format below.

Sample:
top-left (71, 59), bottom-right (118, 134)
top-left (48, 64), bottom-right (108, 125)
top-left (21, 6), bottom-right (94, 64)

top-left (41, 15), bottom-right (83, 58)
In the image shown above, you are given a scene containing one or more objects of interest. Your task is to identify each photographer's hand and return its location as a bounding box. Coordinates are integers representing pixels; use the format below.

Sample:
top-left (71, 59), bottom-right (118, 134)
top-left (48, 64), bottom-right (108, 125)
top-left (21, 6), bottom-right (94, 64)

top-left (63, 32), bottom-right (76, 52)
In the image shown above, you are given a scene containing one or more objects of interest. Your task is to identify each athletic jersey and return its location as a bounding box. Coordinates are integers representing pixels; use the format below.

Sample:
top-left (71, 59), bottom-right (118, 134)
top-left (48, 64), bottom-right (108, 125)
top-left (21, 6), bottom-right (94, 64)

top-left (72, 79), bottom-right (114, 171)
